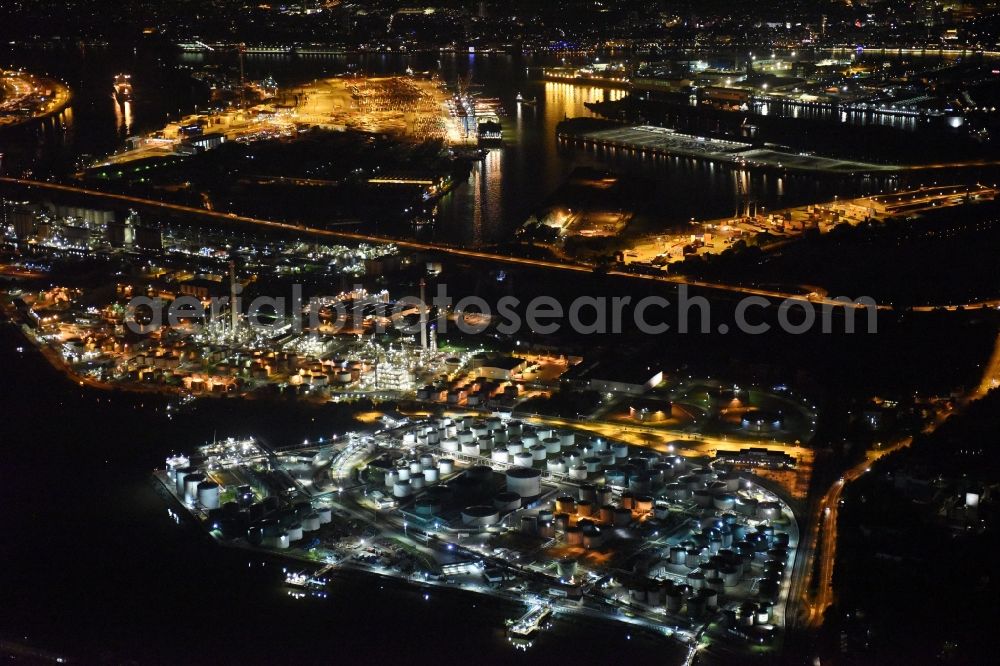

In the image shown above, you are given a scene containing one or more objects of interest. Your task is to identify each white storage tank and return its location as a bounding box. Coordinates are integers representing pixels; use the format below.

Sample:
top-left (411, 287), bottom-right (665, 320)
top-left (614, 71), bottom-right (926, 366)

top-left (559, 431), bottom-right (576, 447)
top-left (384, 470), bottom-right (399, 488)
top-left (543, 437), bottom-right (561, 454)
top-left (506, 467), bottom-right (542, 498)
top-left (423, 467), bottom-right (439, 483)
top-left (420, 454), bottom-right (435, 469)
top-left (317, 507), bottom-right (333, 524)
top-left (758, 501), bottom-right (781, 521)
top-left (507, 420), bottom-right (523, 436)
top-left (302, 513), bottom-right (321, 532)
top-left (175, 466), bottom-right (197, 494)
top-left (568, 465), bottom-right (588, 480)
top-left (438, 458), bottom-right (455, 474)
top-left (457, 429), bottom-right (475, 444)
top-left (506, 440), bottom-right (524, 455)
top-left (184, 473), bottom-right (206, 502)
top-left (197, 481), bottom-right (220, 509)
top-left (494, 492), bottom-right (522, 512)
top-left (409, 461), bottom-right (424, 474)
top-left (441, 437), bottom-right (459, 452)
top-left (713, 494), bottom-right (737, 511)
top-left (393, 481), bottom-right (413, 498)
top-left (492, 448), bottom-right (510, 464)
top-left (410, 472), bottom-right (426, 490)
top-left (529, 444), bottom-right (547, 461)
top-left (165, 455), bottom-right (190, 481)
top-left (397, 467), bottom-right (410, 482)
top-left (461, 442), bottom-right (481, 457)
top-left (547, 458), bottom-right (568, 474)
top-left (612, 443), bottom-right (629, 459)
top-left (274, 532), bottom-right (290, 549)
top-left (461, 505), bottom-right (501, 527)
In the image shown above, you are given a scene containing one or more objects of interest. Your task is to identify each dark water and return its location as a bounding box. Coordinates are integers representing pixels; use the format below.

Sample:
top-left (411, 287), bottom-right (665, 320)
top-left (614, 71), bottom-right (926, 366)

top-left (1, 44), bottom-right (913, 247)
top-left (0, 321), bottom-right (683, 663)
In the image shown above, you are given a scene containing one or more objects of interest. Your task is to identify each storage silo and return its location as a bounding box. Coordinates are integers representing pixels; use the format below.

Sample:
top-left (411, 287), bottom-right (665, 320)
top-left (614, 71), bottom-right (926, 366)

top-left (384, 470), bottom-right (399, 488)
top-left (397, 467), bottom-right (411, 482)
top-left (543, 437), bottom-right (561, 454)
top-left (506, 467), bottom-right (541, 498)
top-left (438, 458), bottom-right (455, 474)
top-left (521, 515), bottom-right (538, 535)
top-left (286, 523), bottom-right (304, 541)
top-left (317, 507), bottom-right (332, 524)
top-left (634, 495), bottom-right (654, 513)
top-left (165, 455), bottom-right (190, 482)
top-left (506, 439), bottom-right (523, 455)
top-left (686, 570), bottom-right (706, 590)
top-left (583, 457), bottom-right (602, 473)
top-left (559, 431), bottom-right (575, 447)
top-left (184, 473), bottom-right (207, 502)
top-left (612, 443), bottom-right (629, 460)
top-left (409, 461), bottom-right (424, 475)
top-left (669, 546), bottom-right (687, 565)
top-left (507, 420), bottom-right (523, 436)
top-left (423, 467), bottom-right (439, 484)
top-left (393, 480), bottom-right (413, 498)
top-left (492, 447), bottom-right (510, 464)
top-left (713, 494), bottom-right (736, 511)
top-left (461, 505), bottom-right (500, 527)
top-left (477, 434), bottom-right (493, 452)
top-left (197, 481), bottom-right (220, 509)
top-left (665, 586), bottom-right (684, 613)
top-left (441, 437), bottom-right (459, 452)
top-left (512, 451), bottom-right (534, 468)
top-left (529, 444), bottom-right (547, 461)
top-left (612, 507), bottom-right (632, 527)
top-left (274, 532), bottom-right (290, 549)
top-left (410, 472), bottom-right (425, 490)
top-left (175, 466), bottom-right (197, 495)
top-left (521, 433), bottom-right (538, 447)
top-left (568, 465), bottom-right (588, 481)
top-left (457, 429), bottom-right (475, 444)
top-left (547, 457), bottom-right (568, 474)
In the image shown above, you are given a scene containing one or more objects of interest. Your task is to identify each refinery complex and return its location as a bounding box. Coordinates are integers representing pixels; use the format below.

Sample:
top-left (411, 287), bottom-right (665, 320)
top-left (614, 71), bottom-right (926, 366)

top-left (159, 413), bottom-right (798, 652)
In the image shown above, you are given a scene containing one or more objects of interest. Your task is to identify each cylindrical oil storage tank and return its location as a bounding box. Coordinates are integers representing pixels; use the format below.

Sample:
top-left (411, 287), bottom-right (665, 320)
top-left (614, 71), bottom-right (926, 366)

top-left (757, 501), bottom-right (781, 521)
top-left (393, 480), bottom-right (412, 498)
top-left (485, 416), bottom-right (502, 432)
top-left (535, 428), bottom-right (553, 440)
top-left (693, 467), bottom-right (716, 482)
top-left (272, 532), bottom-right (290, 549)
top-left (427, 430), bottom-right (441, 445)
top-left (494, 492), bottom-right (521, 512)
top-left (402, 431), bottom-right (417, 446)
top-left (693, 489), bottom-right (713, 508)
top-left (620, 491), bottom-right (635, 510)
top-left (507, 420), bottom-right (523, 436)
top-left (538, 520), bottom-right (555, 539)
top-left (529, 444), bottom-right (547, 461)
top-left (520, 433), bottom-right (538, 447)
top-left (665, 586), bottom-right (684, 612)
top-left (654, 462), bottom-right (675, 481)
top-left (197, 481), bottom-right (221, 509)
top-left (396, 467), bottom-right (410, 482)
top-left (472, 424), bottom-right (488, 438)
top-left (559, 431), bottom-right (575, 447)
top-left (175, 466), bottom-right (197, 495)
top-left (583, 457), bottom-right (602, 473)
top-left (678, 474), bottom-right (701, 491)
top-left (576, 499), bottom-right (593, 517)
top-left (555, 496), bottom-right (576, 514)
top-left (605, 469), bottom-right (626, 487)
top-left (756, 602), bottom-right (773, 625)
top-left (302, 513), bottom-right (321, 532)
top-left (628, 455), bottom-right (652, 471)
top-left (564, 448), bottom-right (583, 465)
top-left (701, 563), bottom-right (719, 581)
top-left (506, 439), bottom-right (523, 455)
top-left (663, 483), bottom-right (691, 502)
top-left (669, 546), bottom-right (687, 565)
top-left (686, 548), bottom-right (703, 568)
top-left (492, 447), bottom-right (510, 464)
top-left (654, 502), bottom-right (670, 520)
top-left (384, 470), bottom-right (399, 488)
top-left (441, 437), bottom-right (459, 452)
top-left (578, 483), bottom-right (596, 503)
top-left (317, 506), bottom-right (332, 524)
top-left (701, 588), bottom-right (719, 610)
top-left (612, 507), bottom-right (632, 527)
top-left (165, 455), bottom-right (190, 482)
top-left (568, 465), bottom-right (588, 481)
top-left (538, 509), bottom-right (554, 523)
top-left (461, 505), bottom-right (501, 527)
top-left (720, 565), bottom-right (740, 587)
top-left (493, 430), bottom-right (508, 444)
top-left (477, 434), bottom-right (493, 452)
top-left (506, 467), bottom-right (541, 498)
top-left (553, 513), bottom-right (570, 531)
top-left (599, 453), bottom-right (617, 466)
top-left (438, 458), bottom-right (455, 475)
top-left (635, 495), bottom-right (654, 513)
top-left (547, 457), bottom-right (568, 474)
top-left (612, 443), bottom-right (629, 460)
top-left (717, 472), bottom-right (742, 492)
top-left (686, 570), bottom-right (706, 590)
top-left (629, 472), bottom-right (653, 494)
top-left (736, 497), bottom-right (757, 517)
top-left (582, 525), bottom-right (604, 549)
top-left (543, 437), bottom-right (561, 454)
top-left (512, 451), bottom-right (535, 468)
top-left (520, 515), bottom-right (537, 535)
top-left (457, 429), bottom-right (475, 444)
top-left (184, 473), bottom-right (207, 502)
top-left (599, 505), bottom-right (615, 523)
top-left (461, 442), bottom-right (480, 457)
top-left (409, 461), bottom-right (424, 475)
top-left (595, 486), bottom-right (613, 506)
top-left (423, 467), bottom-right (439, 484)
top-left (419, 453), bottom-right (434, 468)
top-left (556, 556), bottom-right (578, 580)
top-left (713, 494), bottom-right (736, 511)
top-left (565, 525), bottom-right (583, 546)
top-left (708, 480), bottom-right (728, 495)
top-left (410, 472), bottom-right (425, 490)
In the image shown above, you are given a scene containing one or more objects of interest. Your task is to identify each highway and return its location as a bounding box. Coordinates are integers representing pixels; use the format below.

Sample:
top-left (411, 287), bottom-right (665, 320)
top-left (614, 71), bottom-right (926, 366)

top-left (6, 176), bottom-right (986, 313)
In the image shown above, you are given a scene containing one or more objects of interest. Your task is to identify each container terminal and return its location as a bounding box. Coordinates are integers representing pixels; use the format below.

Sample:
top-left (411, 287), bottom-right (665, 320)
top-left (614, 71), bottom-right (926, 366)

top-left (156, 414), bottom-right (800, 655)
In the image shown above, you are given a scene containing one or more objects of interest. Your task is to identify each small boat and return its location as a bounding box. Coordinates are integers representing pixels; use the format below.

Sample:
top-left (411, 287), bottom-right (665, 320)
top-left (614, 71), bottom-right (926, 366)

top-left (515, 92), bottom-right (537, 105)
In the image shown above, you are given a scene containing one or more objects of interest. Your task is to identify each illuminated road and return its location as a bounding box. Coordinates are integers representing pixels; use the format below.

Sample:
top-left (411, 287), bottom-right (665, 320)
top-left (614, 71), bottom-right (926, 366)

top-left (6, 177), bottom-right (987, 313)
